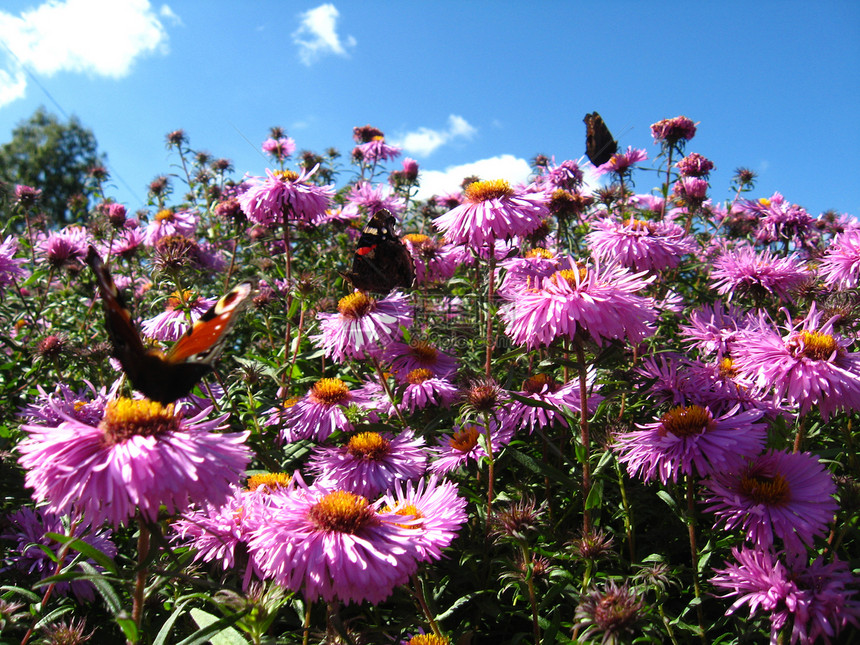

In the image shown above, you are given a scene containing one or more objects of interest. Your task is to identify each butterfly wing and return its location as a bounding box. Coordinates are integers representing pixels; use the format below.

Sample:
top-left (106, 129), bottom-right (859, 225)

top-left (343, 209), bottom-right (415, 294)
top-left (584, 112), bottom-right (619, 167)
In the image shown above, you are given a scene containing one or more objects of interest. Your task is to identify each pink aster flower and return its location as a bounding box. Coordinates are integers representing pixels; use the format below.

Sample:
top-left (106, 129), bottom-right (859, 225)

top-left (98, 225), bottom-right (145, 260)
top-left (380, 475), bottom-right (469, 562)
top-left (402, 234), bottom-right (458, 285)
top-left (139, 291), bottom-right (215, 342)
top-left (14, 184), bottom-right (42, 208)
top-left (430, 422), bottom-right (514, 475)
top-left (497, 248), bottom-right (568, 297)
top-left (238, 166), bottom-right (334, 227)
top-left (710, 245), bottom-right (810, 302)
top-left (383, 340), bottom-right (458, 379)
top-left (613, 404), bottom-right (767, 484)
top-left (731, 305), bottom-right (860, 419)
top-left (818, 229), bottom-right (860, 289)
top-left (274, 378), bottom-right (373, 443)
top-left (1, 507), bottom-right (117, 602)
top-left (679, 300), bottom-right (753, 358)
top-left (676, 152), bottom-right (714, 177)
top-left (399, 369), bottom-right (459, 412)
top-left (433, 179), bottom-right (548, 249)
top-left (142, 208), bottom-right (198, 246)
top-left (19, 382), bottom-right (110, 428)
top-left (650, 115), bottom-right (697, 145)
top-left (534, 158), bottom-right (584, 192)
top-left (507, 372), bottom-right (602, 434)
top-left (740, 192), bottom-right (817, 246)
top-left (703, 450), bottom-right (837, 554)
top-left (246, 479), bottom-right (422, 605)
top-left (353, 137), bottom-right (402, 164)
top-left (346, 181), bottom-right (406, 217)
top-left (0, 236), bottom-right (27, 292)
top-left (262, 136), bottom-right (296, 161)
top-left (311, 291), bottom-right (413, 362)
top-left (36, 226), bottom-right (90, 268)
top-left (595, 147), bottom-right (648, 176)
top-left (308, 428), bottom-right (427, 498)
top-left (586, 217), bottom-right (697, 272)
top-left (500, 260), bottom-right (656, 349)
top-left (17, 398), bottom-right (251, 527)
top-left (711, 548), bottom-right (860, 645)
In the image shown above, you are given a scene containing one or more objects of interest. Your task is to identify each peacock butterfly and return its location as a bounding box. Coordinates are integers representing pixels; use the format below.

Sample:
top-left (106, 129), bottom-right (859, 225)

top-left (85, 246), bottom-right (252, 404)
top-left (341, 209), bottom-right (415, 294)
top-left (584, 112), bottom-right (619, 167)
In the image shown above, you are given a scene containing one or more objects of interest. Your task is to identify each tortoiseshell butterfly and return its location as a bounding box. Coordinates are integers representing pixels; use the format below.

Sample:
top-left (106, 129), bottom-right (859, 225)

top-left (86, 246), bottom-right (252, 404)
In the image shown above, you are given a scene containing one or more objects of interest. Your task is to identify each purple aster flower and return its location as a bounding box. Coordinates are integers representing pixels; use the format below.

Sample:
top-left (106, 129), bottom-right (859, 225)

top-left (650, 115), bottom-right (697, 145)
top-left (383, 340), bottom-right (458, 379)
top-left (35, 226), bottom-right (90, 269)
top-left (0, 236), bottom-right (27, 292)
top-left (586, 217), bottom-right (697, 272)
top-left (634, 353), bottom-right (693, 406)
top-left (246, 479), bottom-right (422, 605)
top-left (352, 137), bottom-right (402, 164)
top-left (308, 428), bottom-right (426, 498)
top-left (534, 158), bottom-right (584, 192)
top-left (711, 548), bottom-right (860, 645)
top-left (682, 358), bottom-right (784, 419)
top-left (17, 398), bottom-right (251, 527)
top-left (389, 157), bottom-right (420, 187)
top-left (380, 475), bottom-right (469, 562)
top-left (140, 291), bottom-right (215, 342)
top-left (143, 208), bottom-right (198, 246)
top-left (346, 181), bottom-right (406, 217)
top-left (679, 300), bottom-right (753, 358)
top-left (819, 229), bottom-right (860, 289)
top-left (402, 234), bottom-right (458, 285)
top-left (507, 372), bottom-right (602, 434)
top-left (311, 291), bottom-right (413, 362)
top-left (672, 176), bottom-right (709, 208)
top-left (430, 422), bottom-right (514, 475)
top-left (275, 378), bottom-right (376, 443)
top-left (399, 369), bottom-right (459, 412)
top-left (98, 225), bottom-right (145, 260)
top-left (433, 179), bottom-right (549, 249)
top-left (613, 404), bottom-right (767, 484)
top-left (497, 248), bottom-right (567, 297)
top-left (1, 507), bottom-right (117, 602)
top-left (238, 166), bottom-right (334, 227)
top-left (710, 245), bottom-right (810, 303)
top-left (740, 192), bottom-right (817, 246)
top-left (732, 305), bottom-right (860, 419)
top-left (262, 136), bottom-right (296, 161)
top-left (703, 450), bottom-right (837, 554)
top-left (19, 382), bottom-right (110, 427)
top-left (595, 147), bottom-right (648, 176)
top-left (500, 260), bottom-right (656, 349)
top-left (14, 184), bottom-right (42, 208)
top-left (676, 152), bottom-right (714, 177)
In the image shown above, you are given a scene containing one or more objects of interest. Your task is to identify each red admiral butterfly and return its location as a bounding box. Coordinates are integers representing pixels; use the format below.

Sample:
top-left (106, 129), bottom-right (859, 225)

top-left (341, 209), bottom-right (415, 294)
top-left (85, 246), bottom-right (252, 404)
top-left (584, 112), bottom-right (619, 167)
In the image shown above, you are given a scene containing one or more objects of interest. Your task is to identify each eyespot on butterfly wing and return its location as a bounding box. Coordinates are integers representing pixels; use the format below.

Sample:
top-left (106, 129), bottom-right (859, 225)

top-left (85, 246), bottom-right (252, 404)
top-left (584, 112), bottom-right (619, 167)
top-left (341, 209), bottom-right (415, 294)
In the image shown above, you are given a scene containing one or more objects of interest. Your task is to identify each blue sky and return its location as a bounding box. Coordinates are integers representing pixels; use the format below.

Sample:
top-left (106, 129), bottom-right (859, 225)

top-left (1, 0), bottom-right (858, 217)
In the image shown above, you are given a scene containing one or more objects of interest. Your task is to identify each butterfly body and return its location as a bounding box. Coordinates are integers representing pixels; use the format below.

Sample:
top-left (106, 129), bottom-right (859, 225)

top-left (584, 112), bottom-right (619, 167)
top-left (85, 246), bottom-right (252, 404)
top-left (342, 209), bottom-right (415, 294)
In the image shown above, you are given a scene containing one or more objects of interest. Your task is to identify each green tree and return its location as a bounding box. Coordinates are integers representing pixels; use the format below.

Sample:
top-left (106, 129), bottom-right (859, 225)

top-left (0, 107), bottom-right (106, 225)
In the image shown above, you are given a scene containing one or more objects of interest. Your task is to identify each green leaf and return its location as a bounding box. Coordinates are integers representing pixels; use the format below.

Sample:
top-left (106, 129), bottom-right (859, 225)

top-left (46, 533), bottom-right (118, 575)
top-left (178, 608), bottom-right (247, 645)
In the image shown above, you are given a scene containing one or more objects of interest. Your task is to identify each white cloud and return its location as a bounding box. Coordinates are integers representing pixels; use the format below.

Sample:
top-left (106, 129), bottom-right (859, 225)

top-left (292, 3), bottom-right (356, 66)
top-left (414, 154), bottom-right (533, 201)
top-left (0, 0), bottom-right (173, 108)
top-left (395, 114), bottom-right (477, 157)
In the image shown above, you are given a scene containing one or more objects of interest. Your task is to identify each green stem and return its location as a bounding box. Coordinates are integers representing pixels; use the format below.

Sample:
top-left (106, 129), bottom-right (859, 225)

top-left (573, 336), bottom-right (592, 534)
top-left (412, 574), bottom-right (443, 637)
top-left (685, 475), bottom-right (706, 643)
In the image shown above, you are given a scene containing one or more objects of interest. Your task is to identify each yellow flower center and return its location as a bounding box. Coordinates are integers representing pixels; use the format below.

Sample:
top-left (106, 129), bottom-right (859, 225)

top-left (407, 636), bottom-right (450, 645)
top-left (758, 198), bottom-right (771, 207)
top-left (659, 405), bottom-right (714, 438)
top-left (525, 247), bottom-right (554, 260)
top-left (167, 289), bottom-right (196, 309)
top-left (521, 373), bottom-right (559, 394)
top-left (73, 401), bottom-right (86, 412)
top-left (449, 425), bottom-right (481, 452)
top-left (409, 341), bottom-right (439, 363)
top-left (403, 233), bottom-right (430, 244)
top-left (155, 209), bottom-right (174, 222)
top-left (372, 135), bottom-right (385, 142)
top-left (347, 432), bottom-right (391, 460)
top-left (465, 179), bottom-right (513, 203)
top-left (623, 218), bottom-right (655, 233)
top-left (309, 378), bottom-right (350, 406)
top-left (274, 170), bottom-right (299, 182)
top-left (247, 472), bottom-right (291, 492)
top-left (338, 291), bottom-right (375, 319)
top-left (407, 368), bottom-right (434, 385)
top-left (307, 490), bottom-right (376, 533)
top-left (789, 330), bottom-right (839, 361)
top-left (739, 471), bottom-right (789, 505)
top-left (281, 396), bottom-right (299, 409)
top-left (551, 266), bottom-right (588, 288)
top-left (99, 398), bottom-right (178, 445)
top-left (718, 358), bottom-right (738, 378)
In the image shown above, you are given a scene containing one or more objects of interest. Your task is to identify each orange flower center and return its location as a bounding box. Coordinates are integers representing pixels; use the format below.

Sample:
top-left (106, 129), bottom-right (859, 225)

top-left (155, 209), bottom-right (174, 222)
top-left (347, 432), bottom-right (391, 460)
top-left (274, 170), bottom-right (299, 182)
top-left (789, 330), bottom-right (839, 361)
top-left (739, 471), bottom-right (789, 505)
top-left (407, 368), bottom-right (434, 384)
top-left (449, 425), bottom-right (481, 452)
top-left (659, 405), bottom-right (713, 438)
top-left (100, 398), bottom-right (178, 445)
top-left (338, 291), bottom-right (375, 319)
top-left (551, 266), bottom-right (588, 288)
top-left (522, 373), bottom-right (559, 394)
top-left (403, 233), bottom-right (430, 244)
top-left (525, 247), bottom-right (554, 260)
top-left (465, 179), bottom-right (513, 203)
top-left (309, 378), bottom-right (350, 406)
top-left (307, 490), bottom-right (376, 533)
top-left (247, 472), bottom-right (291, 492)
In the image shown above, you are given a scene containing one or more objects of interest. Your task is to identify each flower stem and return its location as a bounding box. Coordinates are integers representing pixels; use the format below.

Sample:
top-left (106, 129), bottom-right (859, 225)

top-left (519, 542), bottom-right (541, 644)
top-left (685, 475), bottom-right (707, 644)
top-left (412, 574), bottom-right (443, 637)
top-left (370, 355), bottom-right (407, 426)
top-left (659, 148), bottom-right (675, 221)
top-left (482, 411), bottom-right (496, 528)
top-left (484, 244), bottom-right (496, 379)
top-left (573, 336), bottom-right (592, 534)
top-left (131, 518), bottom-right (151, 642)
